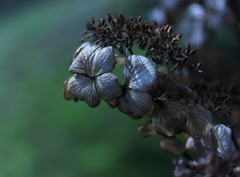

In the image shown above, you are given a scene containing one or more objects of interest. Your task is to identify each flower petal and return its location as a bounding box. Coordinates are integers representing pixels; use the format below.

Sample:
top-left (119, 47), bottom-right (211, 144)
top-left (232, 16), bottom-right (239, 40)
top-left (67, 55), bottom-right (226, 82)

top-left (152, 100), bottom-right (189, 137)
top-left (123, 55), bottom-right (156, 91)
top-left (105, 98), bottom-right (118, 108)
top-left (95, 73), bottom-right (122, 101)
top-left (72, 42), bottom-right (91, 60)
top-left (68, 74), bottom-right (100, 107)
top-left (214, 124), bottom-right (233, 157)
top-left (150, 71), bottom-right (196, 104)
top-left (202, 124), bottom-right (237, 157)
top-left (184, 104), bottom-right (212, 138)
top-left (93, 46), bottom-right (115, 75)
top-left (118, 89), bottom-right (154, 119)
top-left (69, 43), bottom-right (100, 75)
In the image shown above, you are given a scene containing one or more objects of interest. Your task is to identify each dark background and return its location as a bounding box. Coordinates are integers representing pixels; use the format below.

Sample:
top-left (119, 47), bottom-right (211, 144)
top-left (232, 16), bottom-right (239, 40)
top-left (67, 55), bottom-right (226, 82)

top-left (1, 0), bottom-right (239, 176)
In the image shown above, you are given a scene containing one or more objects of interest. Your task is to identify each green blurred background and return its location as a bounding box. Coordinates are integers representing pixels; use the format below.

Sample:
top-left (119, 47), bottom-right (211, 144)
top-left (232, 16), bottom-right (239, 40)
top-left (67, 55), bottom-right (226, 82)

top-left (1, 0), bottom-right (240, 177)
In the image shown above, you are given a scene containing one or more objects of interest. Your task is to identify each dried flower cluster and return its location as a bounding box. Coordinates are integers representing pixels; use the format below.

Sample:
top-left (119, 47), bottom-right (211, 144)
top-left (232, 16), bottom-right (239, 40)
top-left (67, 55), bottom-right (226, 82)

top-left (81, 13), bottom-right (201, 72)
top-left (62, 13), bottom-right (240, 176)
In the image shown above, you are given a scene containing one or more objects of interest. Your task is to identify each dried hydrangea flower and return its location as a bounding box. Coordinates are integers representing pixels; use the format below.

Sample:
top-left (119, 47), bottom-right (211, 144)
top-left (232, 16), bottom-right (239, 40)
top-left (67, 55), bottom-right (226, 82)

top-left (150, 71), bottom-right (211, 138)
top-left (66, 42), bottom-right (122, 107)
top-left (117, 55), bottom-right (157, 119)
top-left (149, 71), bottom-right (191, 137)
top-left (203, 124), bottom-right (237, 157)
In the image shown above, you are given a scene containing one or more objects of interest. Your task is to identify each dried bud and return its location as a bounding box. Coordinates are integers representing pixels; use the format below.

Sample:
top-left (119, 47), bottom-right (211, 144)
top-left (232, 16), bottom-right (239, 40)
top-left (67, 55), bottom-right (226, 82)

top-left (160, 137), bottom-right (185, 156)
top-left (107, 13), bottom-right (112, 23)
top-left (190, 49), bottom-right (197, 55)
top-left (138, 120), bottom-right (157, 137)
top-left (167, 26), bottom-right (173, 35)
top-left (62, 75), bottom-right (78, 102)
top-left (137, 15), bottom-right (142, 22)
top-left (164, 25), bottom-right (169, 32)
top-left (115, 55), bottom-right (126, 66)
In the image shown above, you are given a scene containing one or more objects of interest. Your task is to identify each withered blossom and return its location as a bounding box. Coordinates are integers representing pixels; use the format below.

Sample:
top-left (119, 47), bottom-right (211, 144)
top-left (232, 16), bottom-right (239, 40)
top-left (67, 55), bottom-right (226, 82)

top-left (186, 124), bottom-right (237, 158)
top-left (66, 42), bottom-right (122, 107)
top-left (149, 71), bottom-right (211, 138)
top-left (117, 55), bottom-right (157, 119)
top-left (82, 13), bottom-right (201, 73)
top-left (62, 13), bottom-right (240, 177)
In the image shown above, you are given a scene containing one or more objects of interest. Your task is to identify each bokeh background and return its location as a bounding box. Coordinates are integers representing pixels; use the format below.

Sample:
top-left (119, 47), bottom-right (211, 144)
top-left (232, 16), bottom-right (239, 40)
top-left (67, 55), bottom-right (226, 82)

top-left (1, 0), bottom-right (240, 177)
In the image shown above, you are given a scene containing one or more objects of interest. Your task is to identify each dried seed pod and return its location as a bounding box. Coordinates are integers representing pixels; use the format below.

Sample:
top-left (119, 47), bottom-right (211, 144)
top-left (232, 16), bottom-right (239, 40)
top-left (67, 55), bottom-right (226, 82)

top-left (167, 26), bottom-right (173, 35)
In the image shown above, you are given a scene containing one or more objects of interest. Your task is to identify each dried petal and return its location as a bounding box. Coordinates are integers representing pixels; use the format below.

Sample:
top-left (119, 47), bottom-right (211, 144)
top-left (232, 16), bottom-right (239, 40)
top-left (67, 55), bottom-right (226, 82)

top-left (118, 90), bottom-right (154, 119)
top-left (62, 75), bottom-right (77, 101)
top-left (202, 124), bottom-right (236, 157)
top-left (214, 124), bottom-right (232, 157)
top-left (92, 46), bottom-right (115, 75)
top-left (138, 120), bottom-right (157, 137)
top-left (124, 55), bottom-right (156, 91)
top-left (231, 116), bottom-right (240, 150)
top-left (95, 73), bottom-right (122, 101)
top-left (202, 126), bottom-right (218, 152)
top-left (68, 74), bottom-right (100, 107)
top-left (184, 104), bottom-right (212, 138)
top-left (105, 98), bottom-right (118, 108)
top-left (150, 71), bottom-right (196, 104)
top-left (152, 100), bottom-right (189, 137)
top-left (70, 44), bottom-right (115, 76)
top-left (69, 43), bottom-right (97, 75)
top-left (72, 42), bottom-right (91, 60)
